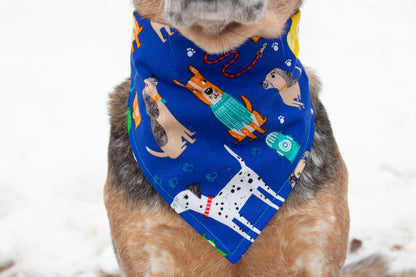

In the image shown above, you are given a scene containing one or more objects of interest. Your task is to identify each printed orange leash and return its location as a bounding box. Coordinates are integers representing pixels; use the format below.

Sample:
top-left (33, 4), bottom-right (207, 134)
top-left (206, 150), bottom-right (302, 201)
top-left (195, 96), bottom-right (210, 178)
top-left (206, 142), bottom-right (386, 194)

top-left (204, 43), bottom-right (268, 78)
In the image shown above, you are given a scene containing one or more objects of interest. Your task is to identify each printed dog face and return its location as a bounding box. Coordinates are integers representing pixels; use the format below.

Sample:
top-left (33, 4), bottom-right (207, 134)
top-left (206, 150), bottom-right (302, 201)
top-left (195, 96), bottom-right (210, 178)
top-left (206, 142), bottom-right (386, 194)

top-left (173, 65), bottom-right (223, 106)
top-left (133, 0), bottom-right (304, 53)
top-left (261, 68), bottom-right (287, 91)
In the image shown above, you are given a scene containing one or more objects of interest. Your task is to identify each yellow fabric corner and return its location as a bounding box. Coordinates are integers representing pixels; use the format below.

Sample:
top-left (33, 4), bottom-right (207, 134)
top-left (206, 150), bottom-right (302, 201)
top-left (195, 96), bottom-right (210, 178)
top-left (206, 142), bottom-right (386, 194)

top-left (287, 11), bottom-right (301, 58)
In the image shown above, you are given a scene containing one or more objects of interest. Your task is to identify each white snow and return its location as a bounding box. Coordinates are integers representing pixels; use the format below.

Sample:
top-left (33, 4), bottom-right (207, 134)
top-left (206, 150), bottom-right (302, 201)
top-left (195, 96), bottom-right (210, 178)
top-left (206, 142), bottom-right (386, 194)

top-left (0, 0), bottom-right (415, 275)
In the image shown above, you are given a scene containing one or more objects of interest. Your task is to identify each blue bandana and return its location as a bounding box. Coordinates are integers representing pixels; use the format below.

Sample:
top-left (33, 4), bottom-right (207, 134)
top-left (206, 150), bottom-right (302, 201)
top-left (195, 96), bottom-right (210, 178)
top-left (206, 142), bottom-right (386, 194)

top-left (128, 11), bottom-right (314, 263)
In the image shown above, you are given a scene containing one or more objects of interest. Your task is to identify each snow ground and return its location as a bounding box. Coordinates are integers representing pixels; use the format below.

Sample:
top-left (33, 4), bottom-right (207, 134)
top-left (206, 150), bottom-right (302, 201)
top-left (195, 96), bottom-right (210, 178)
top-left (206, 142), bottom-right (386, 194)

top-left (0, 0), bottom-right (415, 275)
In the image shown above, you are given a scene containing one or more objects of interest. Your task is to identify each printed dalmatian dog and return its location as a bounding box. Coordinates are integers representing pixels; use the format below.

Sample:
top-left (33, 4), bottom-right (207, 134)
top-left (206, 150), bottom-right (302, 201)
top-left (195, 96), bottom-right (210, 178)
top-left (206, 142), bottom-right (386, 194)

top-left (171, 145), bottom-right (284, 242)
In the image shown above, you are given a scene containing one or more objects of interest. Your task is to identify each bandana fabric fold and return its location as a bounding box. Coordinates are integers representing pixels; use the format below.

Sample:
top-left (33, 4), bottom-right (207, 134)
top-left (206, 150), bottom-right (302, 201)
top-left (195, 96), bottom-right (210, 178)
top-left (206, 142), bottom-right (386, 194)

top-left (128, 11), bottom-right (315, 263)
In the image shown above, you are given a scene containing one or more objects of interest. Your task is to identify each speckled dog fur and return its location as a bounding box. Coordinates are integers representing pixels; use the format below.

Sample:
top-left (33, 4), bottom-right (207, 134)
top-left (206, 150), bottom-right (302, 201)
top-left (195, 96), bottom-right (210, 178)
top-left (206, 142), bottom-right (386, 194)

top-left (105, 0), bottom-right (353, 276)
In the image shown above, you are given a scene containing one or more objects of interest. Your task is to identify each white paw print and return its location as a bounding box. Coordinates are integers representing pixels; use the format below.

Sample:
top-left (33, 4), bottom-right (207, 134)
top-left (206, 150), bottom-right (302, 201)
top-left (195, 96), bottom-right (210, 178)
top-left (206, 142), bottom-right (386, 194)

top-left (271, 42), bottom-right (279, 51)
top-left (278, 115), bottom-right (285, 124)
top-left (187, 48), bottom-right (196, 57)
top-left (285, 59), bottom-right (292, 67)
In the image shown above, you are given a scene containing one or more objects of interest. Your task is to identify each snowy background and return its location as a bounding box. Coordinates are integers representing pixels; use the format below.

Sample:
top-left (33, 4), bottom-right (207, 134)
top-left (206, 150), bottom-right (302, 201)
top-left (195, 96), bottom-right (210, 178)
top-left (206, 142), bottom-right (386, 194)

top-left (0, 0), bottom-right (415, 275)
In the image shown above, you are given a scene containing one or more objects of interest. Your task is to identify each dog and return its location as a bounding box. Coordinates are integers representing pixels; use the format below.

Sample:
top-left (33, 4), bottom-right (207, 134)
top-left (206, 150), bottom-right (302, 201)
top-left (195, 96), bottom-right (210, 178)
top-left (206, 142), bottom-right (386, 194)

top-left (141, 77), bottom-right (196, 159)
top-left (173, 66), bottom-right (267, 144)
top-left (104, 0), bottom-right (386, 276)
top-left (261, 66), bottom-right (305, 110)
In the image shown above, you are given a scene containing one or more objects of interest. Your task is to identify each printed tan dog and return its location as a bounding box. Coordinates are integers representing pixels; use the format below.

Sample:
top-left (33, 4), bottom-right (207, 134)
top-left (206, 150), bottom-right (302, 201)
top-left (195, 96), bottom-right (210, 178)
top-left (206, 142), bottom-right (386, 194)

top-left (142, 77), bottom-right (196, 159)
top-left (150, 21), bottom-right (174, 43)
top-left (173, 65), bottom-right (267, 144)
top-left (104, 0), bottom-right (386, 276)
top-left (261, 66), bottom-right (305, 109)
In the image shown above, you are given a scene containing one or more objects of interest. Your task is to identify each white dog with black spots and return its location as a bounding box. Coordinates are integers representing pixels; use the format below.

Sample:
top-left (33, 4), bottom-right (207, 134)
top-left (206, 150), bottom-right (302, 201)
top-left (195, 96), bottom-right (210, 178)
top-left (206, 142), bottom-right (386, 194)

top-left (171, 145), bottom-right (285, 242)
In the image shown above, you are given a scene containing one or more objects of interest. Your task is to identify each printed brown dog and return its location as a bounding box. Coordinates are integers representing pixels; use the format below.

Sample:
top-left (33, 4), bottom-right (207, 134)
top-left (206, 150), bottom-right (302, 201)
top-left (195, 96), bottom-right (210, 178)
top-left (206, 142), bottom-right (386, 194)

top-left (142, 77), bottom-right (196, 159)
top-left (104, 0), bottom-right (386, 276)
top-left (261, 66), bottom-right (305, 110)
top-left (173, 65), bottom-right (267, 144)
top-left (150, 21), bottom-right (174, 43)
